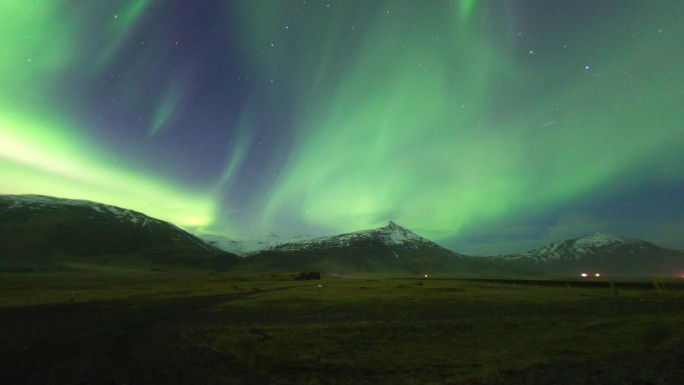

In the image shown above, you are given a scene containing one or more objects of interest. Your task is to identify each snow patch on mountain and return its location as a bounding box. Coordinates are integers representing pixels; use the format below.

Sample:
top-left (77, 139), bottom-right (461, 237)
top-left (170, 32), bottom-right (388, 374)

top-left (200, 221), bottom-right (444, 255)
top-left (501, 232), bottom-right (645, 262)
top-left (268, 221), bottom-right (447, 253)
top-left (574, 232), bottom-right (635, 247)
top-left (1, 194), bottom-right (162, 228)
top-left (198, 233), bottom-right (317, 256)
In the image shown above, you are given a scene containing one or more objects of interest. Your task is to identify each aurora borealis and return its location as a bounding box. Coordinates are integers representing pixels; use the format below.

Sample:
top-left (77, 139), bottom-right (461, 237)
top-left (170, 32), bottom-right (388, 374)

top-left (1, 1), bottom-right (683, 254)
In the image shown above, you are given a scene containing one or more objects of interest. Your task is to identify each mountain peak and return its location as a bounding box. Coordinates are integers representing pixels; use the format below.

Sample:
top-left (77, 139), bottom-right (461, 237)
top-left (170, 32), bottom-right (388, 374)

top-left (585, 232), bottom-right (620, 240)
top-left (375, 221), bottom-right (429, 246)
top-left (576, 232), bottom-right (631, 246)
top-left (383, 221), bottom-right (412, 232)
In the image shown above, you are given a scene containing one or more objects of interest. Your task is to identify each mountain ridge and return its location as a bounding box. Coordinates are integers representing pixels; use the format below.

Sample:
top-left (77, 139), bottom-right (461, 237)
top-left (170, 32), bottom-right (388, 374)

top-left (234, 221), bottom-right (487, 276)
top-left (0, 194), bottom-right (239, 271)
top-left (2, 194), bottom-right (682, 276)
top-left (269, 221), bottom-right (450, 252)
top-left (497, 232), bottom-right (683, 276)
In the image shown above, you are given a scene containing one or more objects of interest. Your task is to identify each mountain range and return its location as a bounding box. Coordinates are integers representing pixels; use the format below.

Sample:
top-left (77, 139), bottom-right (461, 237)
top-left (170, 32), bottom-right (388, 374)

top-left (1, 194), bottom-right (682, 277)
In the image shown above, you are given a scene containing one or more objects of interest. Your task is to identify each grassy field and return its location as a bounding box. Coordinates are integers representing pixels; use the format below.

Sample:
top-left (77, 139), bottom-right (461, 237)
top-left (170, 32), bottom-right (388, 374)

top-left (2, 270), bottom-right (684, 384)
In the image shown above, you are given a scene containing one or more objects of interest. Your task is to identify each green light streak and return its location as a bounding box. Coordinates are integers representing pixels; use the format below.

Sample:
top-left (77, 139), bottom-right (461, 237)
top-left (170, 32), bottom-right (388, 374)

top-left (149, 86), bottom-right (183, 137)
top-left (0, 1), bottom-right (215, 230)
top-left (457, 0), bottom-right (477, 23)
top-left (109, 0), bottom-right (151, 36)
top-left (97, 0), bottom-right (152, 71)
top-left (215, 105), bottom-right (257, 190)
top-left (0, 111), bottom-right (214, 229)
top-left (0, 2), bottom-right (74, 105)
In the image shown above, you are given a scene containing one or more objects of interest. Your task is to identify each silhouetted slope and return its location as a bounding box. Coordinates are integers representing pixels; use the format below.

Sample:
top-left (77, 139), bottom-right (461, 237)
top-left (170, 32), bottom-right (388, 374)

top-left (0, 195), bottom-right (239, 271)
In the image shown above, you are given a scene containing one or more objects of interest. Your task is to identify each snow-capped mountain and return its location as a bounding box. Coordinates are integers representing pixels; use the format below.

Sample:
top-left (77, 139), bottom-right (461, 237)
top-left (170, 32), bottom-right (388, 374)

top-left (503, 232), bottom-right (644, 262)
top-left (1, 194), bottom-right (169, 229)
top-left (270, 221), bottom-right (449, 254)
top-left (197, 234), bottom-right (244, 255)
top-left (199, 221), bottom-right (447, 257)
top-left (0, 194), bottom-right (239, 271)
top-left (498, 232), bottom-right (684, 276)
top-left (237, 221), bottom-right (480, 276)
top-left (198, 233), bottom-right (316, 256)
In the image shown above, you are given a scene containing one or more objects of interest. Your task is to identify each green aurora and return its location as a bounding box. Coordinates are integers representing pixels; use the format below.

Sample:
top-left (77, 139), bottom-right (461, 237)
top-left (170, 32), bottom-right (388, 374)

top-left (1, 1), bottom-right (682, 253)
top-left (0, 1), bottom-right (213, 227)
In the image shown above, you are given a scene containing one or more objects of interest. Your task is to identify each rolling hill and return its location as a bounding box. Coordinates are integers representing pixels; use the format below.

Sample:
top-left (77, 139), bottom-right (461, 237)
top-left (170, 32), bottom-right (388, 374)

top-left (0, 195), bottom-right (239, 272)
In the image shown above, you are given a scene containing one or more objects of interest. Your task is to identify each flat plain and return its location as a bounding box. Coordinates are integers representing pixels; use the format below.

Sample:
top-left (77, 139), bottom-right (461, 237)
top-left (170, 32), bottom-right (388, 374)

top-left (2, 269), bottom-right (684, 384)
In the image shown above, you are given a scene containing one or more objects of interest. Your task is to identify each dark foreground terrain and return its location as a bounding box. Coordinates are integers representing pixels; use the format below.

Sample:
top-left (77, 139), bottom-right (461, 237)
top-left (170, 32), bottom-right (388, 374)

top-left (2, 269), bottom-right (684, 384)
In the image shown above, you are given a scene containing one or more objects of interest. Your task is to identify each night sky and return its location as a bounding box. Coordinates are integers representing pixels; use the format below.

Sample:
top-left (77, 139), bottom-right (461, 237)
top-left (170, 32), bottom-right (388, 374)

top-left (2, 1), bottom-right (683, 255)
